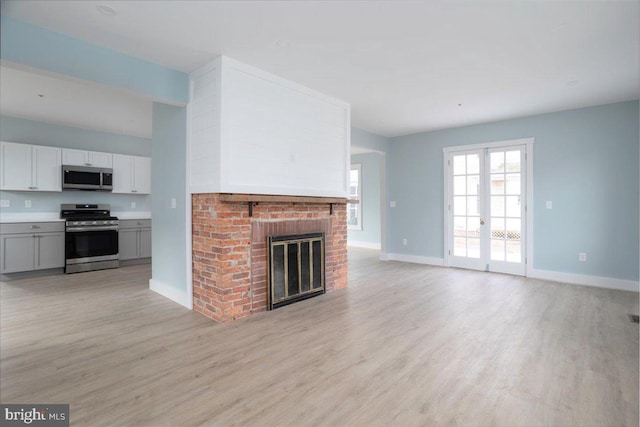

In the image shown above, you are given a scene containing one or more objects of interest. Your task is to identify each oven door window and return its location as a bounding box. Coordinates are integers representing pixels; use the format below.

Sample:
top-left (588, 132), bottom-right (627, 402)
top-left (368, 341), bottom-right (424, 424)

top-left (66, 230), bottom-right (118, 260)
top-left (64, 170), bottom-right (101, 186)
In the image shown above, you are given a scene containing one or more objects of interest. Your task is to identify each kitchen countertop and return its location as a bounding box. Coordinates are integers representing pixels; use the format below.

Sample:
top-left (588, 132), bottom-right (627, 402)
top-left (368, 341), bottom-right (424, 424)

top-left (0, 212), bottom-right (64, 223)
top-left (0, 211), bottom-right (152, 223)
top-left (113, 211), bottom-right (152, 220)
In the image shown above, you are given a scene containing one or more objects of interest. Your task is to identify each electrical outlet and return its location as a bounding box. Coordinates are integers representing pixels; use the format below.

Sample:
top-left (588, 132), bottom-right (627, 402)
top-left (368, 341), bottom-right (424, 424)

top-left (24, 200), bottom-right (32, 208)
top-left (131, 202), bottom-right (136, 209)
top-left (402, 238), bottom-right (408, 246)
top-left (579, 252), bottom-right (587, 262)
top-left (546, 201), bottom-right (553, 209)
top-left (390, 201), bottom-right (397, 208)
top-left (0, 200), bottom-right (9, 208)
top-left (171, 198), bottom-right (176, 209)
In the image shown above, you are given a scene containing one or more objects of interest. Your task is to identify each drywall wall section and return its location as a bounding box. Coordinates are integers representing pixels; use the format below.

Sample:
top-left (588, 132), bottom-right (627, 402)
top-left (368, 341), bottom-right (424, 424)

top-left (189, 56), bottom-right (351, 197)
top-left (386, 100), bottom-right (639, 283)
top-left (150, 103), bottom-right (189, 305)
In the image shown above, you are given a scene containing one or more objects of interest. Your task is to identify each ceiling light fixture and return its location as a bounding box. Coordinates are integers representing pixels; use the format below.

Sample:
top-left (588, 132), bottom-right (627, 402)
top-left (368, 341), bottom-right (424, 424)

top-left (96, 4), bottom-right (117, 16)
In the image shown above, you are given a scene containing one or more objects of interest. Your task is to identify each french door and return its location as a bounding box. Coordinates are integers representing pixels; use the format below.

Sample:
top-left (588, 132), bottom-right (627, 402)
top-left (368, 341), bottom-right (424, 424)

top-left (446, 145), bottom-right (527, 276)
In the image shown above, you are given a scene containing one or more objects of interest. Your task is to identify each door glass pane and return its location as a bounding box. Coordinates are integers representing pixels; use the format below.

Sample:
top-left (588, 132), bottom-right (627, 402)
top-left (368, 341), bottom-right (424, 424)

top-left (491, 217), bottom-right (505, 239)
top-left (505, 174), bottom-right (521, 194)
top-left (454, 217), bottom-right (466, 236)
top-left (467, 217), bottom-right (480, 237)
top-left (454, 197), bottom-right (466, 215)
top-left (506, 151), bottom-right (521, 172)
top-left (453, 176), bottom-right (466, 195)
top-left (506, 196), bottom-right (521, 217)
top-left (467, 238), bottom-right (480, 258)
top-left (506, 241), bottom-right (521, 263)
top-left (467, 175), bottom-right (479, 195)
top-left (490, 174), bottom-right (504, 195)
top-left (467, 196), bottom-right (479, 216)
top-left (506, 218), bottom-right (521, 240)
top-left (454, 237), bottom-right (466, 256)
top-left (453, 156), bottom-right (465, 175)
top-left (490, 152), bottom-right (504, 173)
top-left (450, 147), bottom-right (525, 272)
top-left (466, 155), bottom-right (479, 174)
top-left (491, 239), bottom-right (505, 261)
top-left (491, 196), bottom-right (505, 217)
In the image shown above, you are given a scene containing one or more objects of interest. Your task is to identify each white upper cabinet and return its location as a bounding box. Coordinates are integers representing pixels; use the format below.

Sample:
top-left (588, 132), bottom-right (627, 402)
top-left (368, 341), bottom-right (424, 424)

top-left (0, 142), bottom-right (61, 192)
top-left (112, 154), bottom-right (151, 194)
top-left (188, 56), bottom-right (351, 197)
top-left (1, 142), bottom-right (31, 191)
top-left (132, 156), bottom-right (151, 194)
top-left (62, 148), bottom-right (112, 168)
top-left (33, 145), bottom-right (62, 191)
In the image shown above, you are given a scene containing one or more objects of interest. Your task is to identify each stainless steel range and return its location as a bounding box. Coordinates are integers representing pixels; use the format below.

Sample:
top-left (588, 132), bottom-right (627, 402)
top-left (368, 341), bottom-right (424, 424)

top-left (61, 204), bottom-right (119, 273)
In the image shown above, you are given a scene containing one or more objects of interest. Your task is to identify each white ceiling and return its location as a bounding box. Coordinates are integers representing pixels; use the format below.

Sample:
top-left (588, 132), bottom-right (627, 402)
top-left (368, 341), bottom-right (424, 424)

top-left (0, 66), bottom-right (153, 138)
top-left (1, 1), bottom-right (638, 137)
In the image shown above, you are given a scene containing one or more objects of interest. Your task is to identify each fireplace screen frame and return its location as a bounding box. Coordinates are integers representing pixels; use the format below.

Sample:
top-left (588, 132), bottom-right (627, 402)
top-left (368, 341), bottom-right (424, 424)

top-left (267, 232), bottom-right (325, 310)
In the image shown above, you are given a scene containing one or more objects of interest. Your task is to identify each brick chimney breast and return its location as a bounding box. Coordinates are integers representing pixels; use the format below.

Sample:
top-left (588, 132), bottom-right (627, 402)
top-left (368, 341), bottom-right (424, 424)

top-left (192, 194), bottom-right (348, 323)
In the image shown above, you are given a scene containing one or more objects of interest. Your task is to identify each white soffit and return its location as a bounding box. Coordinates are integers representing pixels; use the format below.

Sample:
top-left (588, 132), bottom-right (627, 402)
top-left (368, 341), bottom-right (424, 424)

top-left (0, 66), bottom-right (153, 138)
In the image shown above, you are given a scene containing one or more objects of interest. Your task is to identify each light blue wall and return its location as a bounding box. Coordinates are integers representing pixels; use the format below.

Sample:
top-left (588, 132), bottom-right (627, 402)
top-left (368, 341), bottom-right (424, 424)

top-left (0, 115), bottom-right (151, 213)
top-left (1, 116), bottom-right (151, 155)
top-left (349, 152), bottom-right (382, 246)
top-left (387, 100), bottom-right (639, 281)
top-left (352, 127), bottom-right (389, 153)
top-left (0, 16), bottom-right (189, 104)
top-left (151, 103), bottom-right (187, 292)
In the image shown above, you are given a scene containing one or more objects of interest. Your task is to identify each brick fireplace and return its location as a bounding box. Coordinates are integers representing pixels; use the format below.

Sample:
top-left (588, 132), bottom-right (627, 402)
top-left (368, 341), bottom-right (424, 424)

top-left (192, 194), bottom-right (348, 322)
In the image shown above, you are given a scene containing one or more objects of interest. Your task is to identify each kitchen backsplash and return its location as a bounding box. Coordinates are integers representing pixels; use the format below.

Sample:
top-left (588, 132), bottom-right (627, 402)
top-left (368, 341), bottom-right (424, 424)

top-left (0, 190), bottom-right (150, 213)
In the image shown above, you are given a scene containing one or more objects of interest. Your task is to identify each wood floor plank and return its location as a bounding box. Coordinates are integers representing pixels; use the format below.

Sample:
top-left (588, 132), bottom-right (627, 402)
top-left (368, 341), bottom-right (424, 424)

top-left (1, 249), bottom-right (638, 426)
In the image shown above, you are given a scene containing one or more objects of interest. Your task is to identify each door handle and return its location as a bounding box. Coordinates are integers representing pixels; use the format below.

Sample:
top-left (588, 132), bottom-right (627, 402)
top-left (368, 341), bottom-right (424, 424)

top-left (480, 218), bottom-right (485, 225)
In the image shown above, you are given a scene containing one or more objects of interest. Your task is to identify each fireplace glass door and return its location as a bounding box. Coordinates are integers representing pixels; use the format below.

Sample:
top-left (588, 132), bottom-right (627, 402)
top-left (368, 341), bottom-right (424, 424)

top-left (268, 233), bottom-right (325, 310)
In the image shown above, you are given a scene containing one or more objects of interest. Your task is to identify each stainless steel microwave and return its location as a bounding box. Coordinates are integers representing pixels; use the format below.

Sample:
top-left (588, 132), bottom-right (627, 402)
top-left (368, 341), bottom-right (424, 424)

top-left (62, 165), bottom-right (113, 191)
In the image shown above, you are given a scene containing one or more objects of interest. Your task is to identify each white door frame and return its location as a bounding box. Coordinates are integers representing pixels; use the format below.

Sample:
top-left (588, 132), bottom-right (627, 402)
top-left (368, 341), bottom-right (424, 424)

top-left (442, 138), bottom-right (534, 277)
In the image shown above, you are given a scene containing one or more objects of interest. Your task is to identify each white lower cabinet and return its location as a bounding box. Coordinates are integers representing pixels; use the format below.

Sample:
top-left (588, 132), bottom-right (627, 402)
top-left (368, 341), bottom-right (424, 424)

top-left (119, 220), bottom-right (151, 261)
top-left (0, 222), bottom-right (65, 274)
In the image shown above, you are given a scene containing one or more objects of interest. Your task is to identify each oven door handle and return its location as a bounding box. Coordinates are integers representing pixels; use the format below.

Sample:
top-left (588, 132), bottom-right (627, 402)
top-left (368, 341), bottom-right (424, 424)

top-left (66, 226), bottom-right (119, 232)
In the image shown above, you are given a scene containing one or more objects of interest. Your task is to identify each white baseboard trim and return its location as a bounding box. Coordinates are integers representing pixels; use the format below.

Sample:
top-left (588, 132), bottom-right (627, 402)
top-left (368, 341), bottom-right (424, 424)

top-left (348, 241), bottom-right (382, 250)
top-left (375, 253), bottom-right (639, 293)
top-left (149, 279), bottom-right (193, 309)
top-left (380, 252), bottom-right (445, 267)
top-left (529, 269), bottom-right (639, 293)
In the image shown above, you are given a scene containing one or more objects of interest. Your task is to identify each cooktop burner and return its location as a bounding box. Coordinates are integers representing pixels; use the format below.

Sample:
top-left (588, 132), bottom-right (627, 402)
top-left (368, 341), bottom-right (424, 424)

top-left (60, 203), bottom-right (117, 221)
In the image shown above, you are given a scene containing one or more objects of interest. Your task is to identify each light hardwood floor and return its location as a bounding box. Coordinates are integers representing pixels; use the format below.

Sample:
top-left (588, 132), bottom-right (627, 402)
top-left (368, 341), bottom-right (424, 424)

top-left (1, 248), bottom-right (638, 426)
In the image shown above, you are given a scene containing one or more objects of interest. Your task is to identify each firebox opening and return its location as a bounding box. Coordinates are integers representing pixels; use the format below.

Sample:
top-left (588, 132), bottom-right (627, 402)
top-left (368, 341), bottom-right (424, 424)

top-left (268, 232), bottom-right (325, 310)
